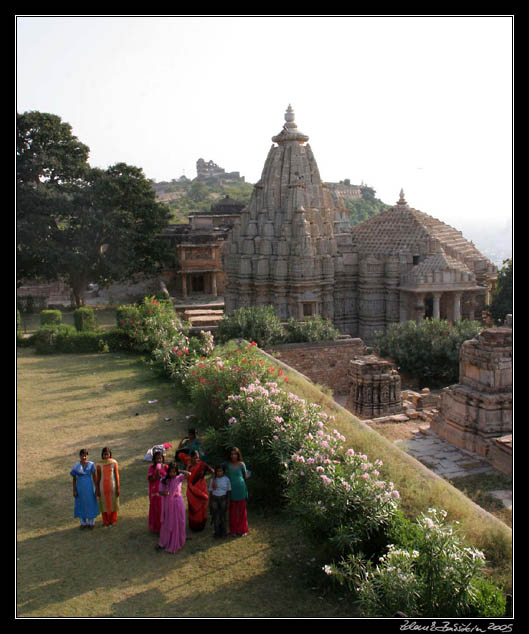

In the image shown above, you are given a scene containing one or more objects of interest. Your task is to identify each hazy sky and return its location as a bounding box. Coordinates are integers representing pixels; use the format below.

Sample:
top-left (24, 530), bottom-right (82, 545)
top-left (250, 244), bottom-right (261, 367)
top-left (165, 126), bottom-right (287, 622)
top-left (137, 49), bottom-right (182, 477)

top-left (16, 15), bottom-right (513, 246)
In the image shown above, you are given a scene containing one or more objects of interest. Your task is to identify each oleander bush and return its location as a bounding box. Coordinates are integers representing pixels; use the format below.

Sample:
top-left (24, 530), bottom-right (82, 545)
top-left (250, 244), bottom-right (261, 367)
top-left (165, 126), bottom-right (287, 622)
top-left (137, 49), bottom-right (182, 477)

top-left (325, 508), bottom-right (506, 617)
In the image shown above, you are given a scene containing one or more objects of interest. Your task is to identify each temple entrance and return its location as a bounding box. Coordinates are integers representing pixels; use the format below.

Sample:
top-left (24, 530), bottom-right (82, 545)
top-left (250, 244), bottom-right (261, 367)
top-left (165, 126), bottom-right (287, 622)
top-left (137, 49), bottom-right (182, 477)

top-left (191, 274), bottom-right (205, 293)
top-left (424, 296), bottom-right (434, 319)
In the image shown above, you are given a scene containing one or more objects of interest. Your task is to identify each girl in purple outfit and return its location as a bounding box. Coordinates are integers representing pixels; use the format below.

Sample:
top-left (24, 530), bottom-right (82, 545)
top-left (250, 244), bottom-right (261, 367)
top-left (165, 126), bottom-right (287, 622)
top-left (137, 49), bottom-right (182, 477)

top-left (156, 462), bottom-right (190, 553)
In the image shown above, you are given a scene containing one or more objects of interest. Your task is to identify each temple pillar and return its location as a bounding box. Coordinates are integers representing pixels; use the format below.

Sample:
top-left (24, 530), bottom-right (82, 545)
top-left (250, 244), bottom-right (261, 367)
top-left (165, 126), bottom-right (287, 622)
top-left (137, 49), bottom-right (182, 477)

top-left (453, 292), bottom-right (462, 322)
top-left (415, 293), bottom-right (425, 321)
top-left (432, 292), bottom-right (442, 320)
top-left (182, 273), bottom-right (188, 299)
top-left (211, 272), bottom-right (218, 297)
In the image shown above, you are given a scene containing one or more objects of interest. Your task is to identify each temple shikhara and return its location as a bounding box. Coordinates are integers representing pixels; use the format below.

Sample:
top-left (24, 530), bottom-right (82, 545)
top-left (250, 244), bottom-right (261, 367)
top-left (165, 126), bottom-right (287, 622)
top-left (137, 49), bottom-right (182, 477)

top-left (223, 105), bottom-right (498, 341)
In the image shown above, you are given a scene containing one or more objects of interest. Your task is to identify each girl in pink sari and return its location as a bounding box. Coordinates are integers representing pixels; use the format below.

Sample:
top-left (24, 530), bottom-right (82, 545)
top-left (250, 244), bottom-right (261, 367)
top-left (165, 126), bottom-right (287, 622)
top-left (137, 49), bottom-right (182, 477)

top-left (147, 451), bottom-right (167, 533)
top-left (156, 462), bottom-right (190, 553)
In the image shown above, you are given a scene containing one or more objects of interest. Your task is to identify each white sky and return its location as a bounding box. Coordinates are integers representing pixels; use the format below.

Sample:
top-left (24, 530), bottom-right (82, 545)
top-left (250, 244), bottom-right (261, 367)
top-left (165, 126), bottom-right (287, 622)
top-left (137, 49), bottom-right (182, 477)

top-left (16, 15), bottom-right (513, 256)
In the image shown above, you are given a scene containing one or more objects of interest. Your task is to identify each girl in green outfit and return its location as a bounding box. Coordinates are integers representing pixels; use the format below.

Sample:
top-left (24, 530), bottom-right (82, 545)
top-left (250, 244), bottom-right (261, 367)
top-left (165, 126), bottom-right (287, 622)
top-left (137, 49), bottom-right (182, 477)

top-left (224, 447), bottom-right (248, 537)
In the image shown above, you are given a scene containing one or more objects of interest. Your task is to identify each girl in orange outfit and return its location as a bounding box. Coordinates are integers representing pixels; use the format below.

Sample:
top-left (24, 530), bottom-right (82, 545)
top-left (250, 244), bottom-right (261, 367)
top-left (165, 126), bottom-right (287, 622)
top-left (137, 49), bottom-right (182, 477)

top-left (96, 447), bottom-right (120, 526)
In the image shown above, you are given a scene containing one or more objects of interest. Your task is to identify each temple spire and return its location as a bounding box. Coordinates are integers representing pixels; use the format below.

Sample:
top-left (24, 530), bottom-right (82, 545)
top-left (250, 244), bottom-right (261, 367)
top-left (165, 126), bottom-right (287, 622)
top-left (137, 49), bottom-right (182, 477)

top-left (397, 188), bottom-right (408, 206)
top-left (272, 104), bottom-right (309, 144)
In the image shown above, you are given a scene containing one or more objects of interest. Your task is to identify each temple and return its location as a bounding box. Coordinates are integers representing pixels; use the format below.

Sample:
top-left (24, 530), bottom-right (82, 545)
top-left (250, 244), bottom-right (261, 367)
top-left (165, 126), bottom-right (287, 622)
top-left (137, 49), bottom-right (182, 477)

top-left (223, 106), bottom-right (498, 340)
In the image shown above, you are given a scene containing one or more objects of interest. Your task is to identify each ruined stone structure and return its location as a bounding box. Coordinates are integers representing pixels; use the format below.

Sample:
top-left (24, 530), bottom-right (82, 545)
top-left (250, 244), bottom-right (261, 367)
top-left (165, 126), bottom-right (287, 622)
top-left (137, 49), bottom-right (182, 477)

top-left (196, 158), bottom-right (243, 183)
top-left (347, 355), bottom-right (402, 419)
top-left (430, 327), bottom-right (512, 471)
top-left (161, 196), bottom-right (245, 298)
top-left (223, 106), bottom-right (497, 341)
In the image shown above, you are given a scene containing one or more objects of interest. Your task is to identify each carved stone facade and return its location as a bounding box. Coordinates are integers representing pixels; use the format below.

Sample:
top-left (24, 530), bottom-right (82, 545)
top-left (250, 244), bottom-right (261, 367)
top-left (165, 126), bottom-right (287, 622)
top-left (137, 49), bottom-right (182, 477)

top-left (223, 106), bottom-right (498, 341)
top-left (347, 355), bottom-right (402, 419)
top-left (430, 327), bottom-right (512, 469)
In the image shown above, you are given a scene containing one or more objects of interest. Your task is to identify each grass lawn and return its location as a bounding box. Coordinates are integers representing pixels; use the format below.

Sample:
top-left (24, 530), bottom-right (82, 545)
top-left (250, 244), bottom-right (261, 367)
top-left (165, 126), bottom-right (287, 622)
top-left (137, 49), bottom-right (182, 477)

top-left (16, 349), bottom-right (356, 619)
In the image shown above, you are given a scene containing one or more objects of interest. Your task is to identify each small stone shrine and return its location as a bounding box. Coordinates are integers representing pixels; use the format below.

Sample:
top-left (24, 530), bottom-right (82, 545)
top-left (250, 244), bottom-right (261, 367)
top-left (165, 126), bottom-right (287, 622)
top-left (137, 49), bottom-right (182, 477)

top-left (347, 355), bottom-right (402, 419)
top-left (430, 326), bottom-right (513, 465)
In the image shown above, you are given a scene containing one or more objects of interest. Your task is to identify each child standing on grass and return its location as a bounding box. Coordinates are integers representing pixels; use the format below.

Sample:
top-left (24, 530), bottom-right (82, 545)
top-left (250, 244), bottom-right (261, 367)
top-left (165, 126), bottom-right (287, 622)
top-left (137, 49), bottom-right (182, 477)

top-left (208, 464), bottom-right (231, 538)
top-left (96, 447), bottom-right (120, 527)
top-left (71, 449), bottom-right (99, 529)
top-left (225, 447), bottom-right (249, 537)
top-left (147, 450), bottom-right (167, 533)
top-left (156, 462), bottom-right (190, 553)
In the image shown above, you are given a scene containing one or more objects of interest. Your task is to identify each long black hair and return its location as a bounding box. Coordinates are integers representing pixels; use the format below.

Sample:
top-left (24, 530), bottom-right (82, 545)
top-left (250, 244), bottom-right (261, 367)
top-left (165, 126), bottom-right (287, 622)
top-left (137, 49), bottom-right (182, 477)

top-left (162, 461), bottom-right (178, 485)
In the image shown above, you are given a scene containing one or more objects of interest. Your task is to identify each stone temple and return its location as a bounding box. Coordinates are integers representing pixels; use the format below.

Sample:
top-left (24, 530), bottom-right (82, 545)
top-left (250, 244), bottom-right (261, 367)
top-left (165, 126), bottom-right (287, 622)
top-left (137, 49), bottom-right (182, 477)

top-left (224, 106), bottom-right (498, 340)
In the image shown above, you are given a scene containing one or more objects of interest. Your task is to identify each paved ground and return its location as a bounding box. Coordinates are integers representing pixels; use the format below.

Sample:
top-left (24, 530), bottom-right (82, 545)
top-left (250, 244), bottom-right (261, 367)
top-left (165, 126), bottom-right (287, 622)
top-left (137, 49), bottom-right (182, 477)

top-left (334, 396), bottom-right (512, 510)
top-left (394, 428), bottom-right (513, 510)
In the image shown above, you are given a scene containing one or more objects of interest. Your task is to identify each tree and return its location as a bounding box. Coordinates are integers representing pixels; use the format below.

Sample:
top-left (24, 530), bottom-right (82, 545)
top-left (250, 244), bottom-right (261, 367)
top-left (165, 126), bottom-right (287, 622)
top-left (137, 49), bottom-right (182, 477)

top-left (16, 111), bottom-right (90, 281)
top-left (487, 258), bottom-right (513, 324)
top-left (17, 111), bottom-right (172, 306)
top-left (55, 163), bottom-right (172, 307)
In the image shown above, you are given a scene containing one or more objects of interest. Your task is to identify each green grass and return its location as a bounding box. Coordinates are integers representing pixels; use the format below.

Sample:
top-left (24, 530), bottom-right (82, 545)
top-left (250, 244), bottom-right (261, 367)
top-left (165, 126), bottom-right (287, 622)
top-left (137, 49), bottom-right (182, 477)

top-left (16, 349), bottom-right (356, 618)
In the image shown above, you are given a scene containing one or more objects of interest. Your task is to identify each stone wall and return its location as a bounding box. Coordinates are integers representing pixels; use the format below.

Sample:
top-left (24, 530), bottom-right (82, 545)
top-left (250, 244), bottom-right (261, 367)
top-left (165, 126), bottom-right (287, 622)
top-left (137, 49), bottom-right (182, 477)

top-left (265, 337), bottom-right (367, 395)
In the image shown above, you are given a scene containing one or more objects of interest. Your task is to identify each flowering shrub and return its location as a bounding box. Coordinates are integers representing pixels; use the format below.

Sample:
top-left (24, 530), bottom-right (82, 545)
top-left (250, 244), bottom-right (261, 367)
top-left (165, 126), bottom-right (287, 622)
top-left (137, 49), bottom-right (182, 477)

top-left (326, 508), bottom-right (506, 617)
top-left (117, 297), bottom-right (187, 353)
top-left (285, 428), bottom-right (400, 558)
top-left (201, 380), bottom-right (324, 504)
top-left (116, 297), bottom-right (215, 383)
top-left (183, 342), bottom-right (290, 429)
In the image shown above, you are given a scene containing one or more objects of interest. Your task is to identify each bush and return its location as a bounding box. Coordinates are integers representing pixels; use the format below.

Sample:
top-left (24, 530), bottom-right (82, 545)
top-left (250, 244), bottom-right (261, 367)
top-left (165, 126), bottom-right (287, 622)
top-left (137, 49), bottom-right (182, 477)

top-left (74, 307), bottom-right (97, 332)
top-left (201, 377), bottom-right (323, 505)
top-left (33, 324), bottom-right (74, 354)
top-left (373, 319), bottom-right (483, 388)
top-left (285, 315), bottom-right (340, 343)
top-left (116, 296), bottom-right (188, 354)
top-left (326, 508), bottom-right (506, 617)
top-left (183, 341), bottom-right (286, 429)
top-left (215, 306), bottom-right (286, 348)
top-left (40, 309), bottom-right (62, 327)
top-left (285, 429), bottom-right (400, 559)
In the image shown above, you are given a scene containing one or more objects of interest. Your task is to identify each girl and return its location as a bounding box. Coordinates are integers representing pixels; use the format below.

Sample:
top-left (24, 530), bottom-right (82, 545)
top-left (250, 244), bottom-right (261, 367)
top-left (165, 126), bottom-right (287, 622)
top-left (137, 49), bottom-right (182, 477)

top-left (224, 447), bottom-right (248, 537)
top-left (208, 464), bottom-right (231, 538)
top-left (186, 450), bottom-right (213, 532)
top-left (70, 449), bottom-right (99, 529)
top-left (157, 462), bottom-right (190, 553)
top-left (176, 428), bottom-right (204, 468)
top-left (96, 447), bottom-right (120, 527)
top-left (147, 450), bottom-right (167, 533)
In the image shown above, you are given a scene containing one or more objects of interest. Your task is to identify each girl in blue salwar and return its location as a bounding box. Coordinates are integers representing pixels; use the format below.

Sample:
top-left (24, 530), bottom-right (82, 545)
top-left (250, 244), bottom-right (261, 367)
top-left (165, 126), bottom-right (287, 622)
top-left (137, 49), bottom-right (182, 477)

top-left (71, 449), bottom-right (99, 529)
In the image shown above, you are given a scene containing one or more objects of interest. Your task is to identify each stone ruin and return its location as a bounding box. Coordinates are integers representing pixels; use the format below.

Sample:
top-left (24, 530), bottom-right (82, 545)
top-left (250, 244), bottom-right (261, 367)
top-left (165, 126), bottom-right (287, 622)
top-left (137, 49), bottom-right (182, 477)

top-left (347, 355), bottom-right (403, 418)
top-left (430, 326), bottom-right (512, 474)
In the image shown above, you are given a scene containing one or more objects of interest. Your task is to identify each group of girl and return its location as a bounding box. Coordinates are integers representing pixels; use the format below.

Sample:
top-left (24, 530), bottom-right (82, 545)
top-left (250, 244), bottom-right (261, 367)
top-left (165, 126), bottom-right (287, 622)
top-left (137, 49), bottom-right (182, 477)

top-left (70, 447), bottom-right (120, 529)
top-left (71, 431), bottom-right (249, 555)
top-left (149, 432), bottom-right (249, 553)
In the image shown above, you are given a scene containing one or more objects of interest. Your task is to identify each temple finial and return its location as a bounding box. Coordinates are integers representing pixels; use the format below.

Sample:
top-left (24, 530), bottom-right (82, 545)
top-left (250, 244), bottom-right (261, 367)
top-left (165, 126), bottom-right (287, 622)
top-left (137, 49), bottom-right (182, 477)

top-left (397, 189), bottom-right (407, 205)
top-left (272, 104), bottom-right (309, 144)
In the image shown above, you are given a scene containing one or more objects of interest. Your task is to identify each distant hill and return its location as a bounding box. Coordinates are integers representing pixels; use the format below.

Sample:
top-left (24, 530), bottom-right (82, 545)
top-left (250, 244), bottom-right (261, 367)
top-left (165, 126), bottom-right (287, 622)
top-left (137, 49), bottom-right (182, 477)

top-left (326, 182), bottom-right (390, 225)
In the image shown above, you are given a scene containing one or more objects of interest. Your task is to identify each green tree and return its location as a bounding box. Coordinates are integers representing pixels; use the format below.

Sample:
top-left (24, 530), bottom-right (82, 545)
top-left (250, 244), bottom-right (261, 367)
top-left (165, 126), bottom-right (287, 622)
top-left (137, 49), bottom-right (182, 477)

top-left (17, 111), bottom-right (90, 282)
top-left (17, 111), bottom-right (172, 307)
top-left (59, 163), bottom-right (172, 307)
top-left (487, 258), bottom-right (513, 324)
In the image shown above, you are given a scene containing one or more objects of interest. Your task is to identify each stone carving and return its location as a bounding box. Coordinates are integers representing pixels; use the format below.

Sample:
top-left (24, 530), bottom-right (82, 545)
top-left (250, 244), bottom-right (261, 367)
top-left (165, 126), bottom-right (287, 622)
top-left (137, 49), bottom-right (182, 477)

top-left (348, 355), bottom-right (402, 418)
top-left (430, 327), bottom-right (512, 470)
